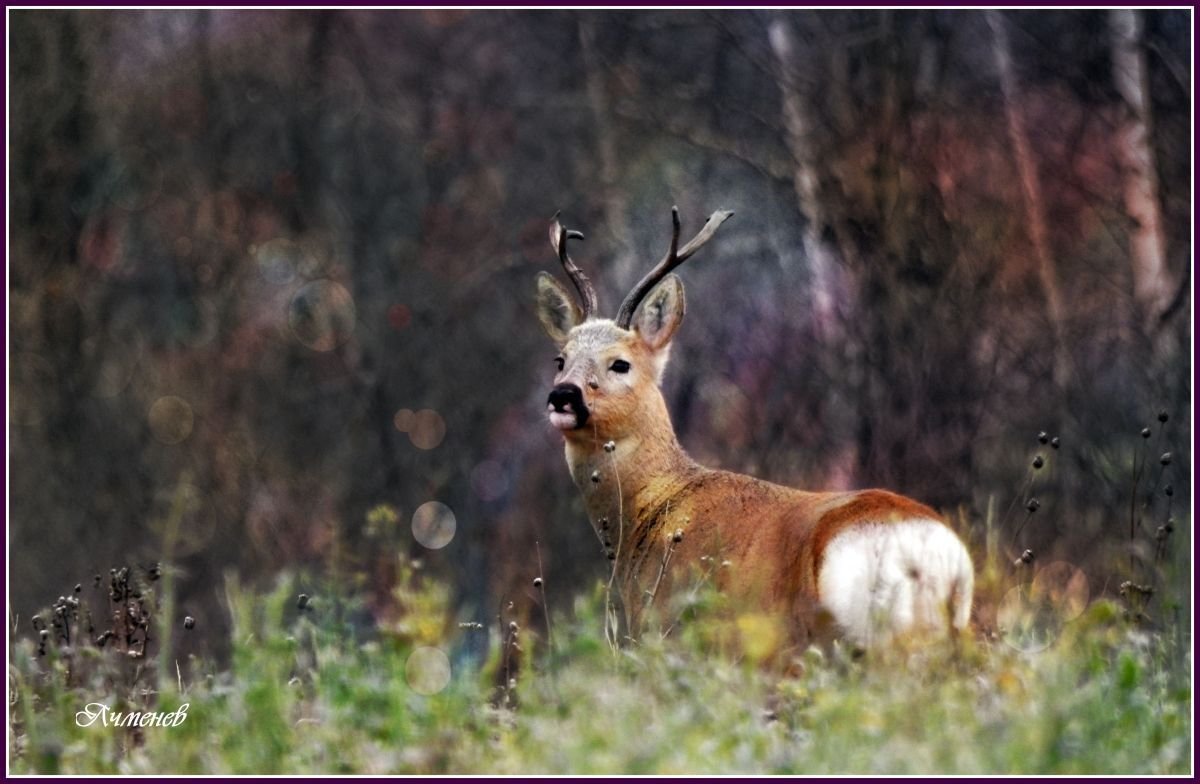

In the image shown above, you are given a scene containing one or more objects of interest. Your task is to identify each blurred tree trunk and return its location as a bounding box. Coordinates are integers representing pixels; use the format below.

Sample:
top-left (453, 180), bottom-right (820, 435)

top-left (766, 12), bottom-right (862, 494)
top-left (985, 10), bottom-right (1069, 389)
top-left (292, 10), bottom-right (335, 232)
top-left (578, 17), bottom-right (636, 292)
top-left (1109, 9), bottom-right (1172, 321)
top-left (766, 12), bottom-right (843, 337)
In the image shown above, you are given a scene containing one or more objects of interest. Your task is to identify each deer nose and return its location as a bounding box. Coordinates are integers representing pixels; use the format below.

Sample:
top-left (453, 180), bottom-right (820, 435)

top-left (548, 383), bottom-right (585, 414)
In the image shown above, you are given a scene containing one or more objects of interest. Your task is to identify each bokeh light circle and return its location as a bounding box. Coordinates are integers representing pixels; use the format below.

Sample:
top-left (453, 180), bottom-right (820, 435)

top-left (255, 237), bottom-right (319, 284)
top-left (405, 646), bottom-right (451, 695)
top-left (288, 280), bottom-right (356, 351)
top-left (998, 560), bottom-right (1088, 653)
top-left (393, 408), bottom-right (416, 432)
top-left (998, 585), bottom-right (1055, 653)
top-left (90, 349), bottom-right (137, 398)
top-left (408, 408), bottom-right (446, 450)
top-left (412, 501), bottom-right (456, 550)
top-left (149, 396), bottom-right (195, 444)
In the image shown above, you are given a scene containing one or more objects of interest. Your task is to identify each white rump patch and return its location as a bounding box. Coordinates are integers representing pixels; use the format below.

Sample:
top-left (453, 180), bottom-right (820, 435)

top-left (818, 519), bottom-right (973, 647)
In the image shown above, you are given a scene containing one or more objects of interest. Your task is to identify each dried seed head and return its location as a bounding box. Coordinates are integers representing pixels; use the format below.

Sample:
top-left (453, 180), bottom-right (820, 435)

top-left (183, 616), bottom-right (195, 630)
top-left (297, 593), bottom-right (310, 610)
top-left (533, 577), bottom-right (543, 588)
top-left (1025, 498), bottom-right (1040, 512)
top-left (1037, 431), bottom-right (1049, 445)
top-left (148, 564), bottom-right (161, 581)
top-left (1141, 427), bottom-right (1152, 439)
top-left (599, 517), bottom-right (609, 530)
top-left (1018, 549), bottom-right (1034, 564)
top-left (590, 470), bottom-right (601, 484)
top-left (603, 441), bottom-right (616, 453)
top-left (672, 528), bottom-right (684, 543)
top-left (1032, 455), bottom-right (1044, 469)
top-left (74, 584), bottom-right (82, 593)
top-left (1160, 452), bottom-right (1172, 466)
top-left (39, 629), bottom-right (49, 640)
top-left (1158, 410), bottom-right (1169, 423)
top-left (509, 621), bottom-right (519, 632)
top-left (1050, 436), bottom-right (1060, 449)
top-left (606, 550), bottom-right (616, 561)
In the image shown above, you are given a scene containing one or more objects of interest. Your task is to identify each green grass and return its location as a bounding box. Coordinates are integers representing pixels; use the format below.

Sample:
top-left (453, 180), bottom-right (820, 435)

top-left (7, 562), bottom-right (1191, 775)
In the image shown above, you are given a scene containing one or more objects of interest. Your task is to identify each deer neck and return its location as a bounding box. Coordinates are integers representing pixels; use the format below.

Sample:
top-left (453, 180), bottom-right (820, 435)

top-left (563, 401), bottom-right (701, 546)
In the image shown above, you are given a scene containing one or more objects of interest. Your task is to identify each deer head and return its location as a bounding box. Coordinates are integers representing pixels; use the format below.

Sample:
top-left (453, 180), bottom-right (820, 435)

top-left (535, 208), bottom-right (733, 444)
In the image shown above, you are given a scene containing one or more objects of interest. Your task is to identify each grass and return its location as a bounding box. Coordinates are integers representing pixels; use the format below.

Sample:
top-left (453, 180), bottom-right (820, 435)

top-left (7, 554), bottom-right (1192, 775)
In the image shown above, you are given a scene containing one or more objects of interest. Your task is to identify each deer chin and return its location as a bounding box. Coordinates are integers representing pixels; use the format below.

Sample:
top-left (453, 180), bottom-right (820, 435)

top-left (549, 410), bottom-right (586, 431)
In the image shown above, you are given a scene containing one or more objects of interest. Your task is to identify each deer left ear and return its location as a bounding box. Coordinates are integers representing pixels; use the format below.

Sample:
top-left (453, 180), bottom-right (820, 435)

top-left (536, 271), bottom-right (584, 347)
top-left (634, 273), bottom-right (685, 351)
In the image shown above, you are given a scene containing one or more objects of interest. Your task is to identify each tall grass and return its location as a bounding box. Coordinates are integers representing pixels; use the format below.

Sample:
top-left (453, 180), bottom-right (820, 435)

top-left (7, 548), bottom-right (1191, 774)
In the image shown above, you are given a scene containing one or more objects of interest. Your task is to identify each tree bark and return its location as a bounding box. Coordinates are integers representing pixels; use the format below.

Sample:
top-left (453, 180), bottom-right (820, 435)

top-left (986, 10), bottom-right (1069, 388)
top-left (766, 13), bottom-right (842, 336)
top-left (1109, 9), bottom-right (1172, 320)
top-left (578, 17), bottom-right (637, 293)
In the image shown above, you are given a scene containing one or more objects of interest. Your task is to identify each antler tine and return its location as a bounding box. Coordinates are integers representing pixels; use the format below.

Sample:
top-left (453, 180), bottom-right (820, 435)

top-left (549, 211), bottom-right (598, 319)
top-left (615, 206), bottom-right (734, 329)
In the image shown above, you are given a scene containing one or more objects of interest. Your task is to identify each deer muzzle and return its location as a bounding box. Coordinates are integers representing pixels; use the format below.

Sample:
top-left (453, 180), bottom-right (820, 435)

top-left (547, 383), bottom-right (589, 430)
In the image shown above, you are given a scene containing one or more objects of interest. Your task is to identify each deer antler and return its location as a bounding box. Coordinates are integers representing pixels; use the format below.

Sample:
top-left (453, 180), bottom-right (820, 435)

top-left (615, 206), bottom-right (734, 329)
top-left (549, 212), bottom-right (598, 319)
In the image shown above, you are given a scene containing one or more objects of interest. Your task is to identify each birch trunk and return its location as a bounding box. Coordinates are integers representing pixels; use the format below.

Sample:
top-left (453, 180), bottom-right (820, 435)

top-left (766, 13), bottom-right (841, 333)
top-left (1109, 9), bottom-right (1172, 319)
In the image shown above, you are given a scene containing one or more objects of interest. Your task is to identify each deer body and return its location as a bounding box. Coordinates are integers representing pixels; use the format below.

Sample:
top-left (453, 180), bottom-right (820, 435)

top-left (536, 210), bottom-right (973, 649)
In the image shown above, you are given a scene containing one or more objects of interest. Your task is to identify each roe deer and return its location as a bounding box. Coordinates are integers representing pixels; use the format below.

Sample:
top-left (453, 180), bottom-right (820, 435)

top-left (535, 207), bottom-right (973, 650)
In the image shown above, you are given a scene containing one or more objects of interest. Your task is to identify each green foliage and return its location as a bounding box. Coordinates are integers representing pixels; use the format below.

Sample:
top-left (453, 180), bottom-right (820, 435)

top-left (8, 568), bottom-right (1191, 774)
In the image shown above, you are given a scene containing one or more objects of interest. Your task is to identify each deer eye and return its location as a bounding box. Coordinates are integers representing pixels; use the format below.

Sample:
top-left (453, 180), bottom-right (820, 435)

top-left (610, 359), bottom-right (631, 374)
top-left (554, 357), bottom-right (565, 372)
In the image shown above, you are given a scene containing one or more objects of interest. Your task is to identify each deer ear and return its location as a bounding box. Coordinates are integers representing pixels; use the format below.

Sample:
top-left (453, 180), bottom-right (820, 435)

top-left (634, 273), bottom-right (685, 351)
top-left (535, 272), bottom-right (584, 347)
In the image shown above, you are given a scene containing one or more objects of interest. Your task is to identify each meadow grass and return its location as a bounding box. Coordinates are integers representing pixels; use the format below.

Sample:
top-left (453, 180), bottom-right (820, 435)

top-left (7, 557), bottom-right (1192, 775)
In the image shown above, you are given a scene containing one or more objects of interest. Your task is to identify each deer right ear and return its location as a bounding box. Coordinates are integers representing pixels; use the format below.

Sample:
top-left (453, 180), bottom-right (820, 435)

top-left (535, 272), bottom-right (584, 346)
